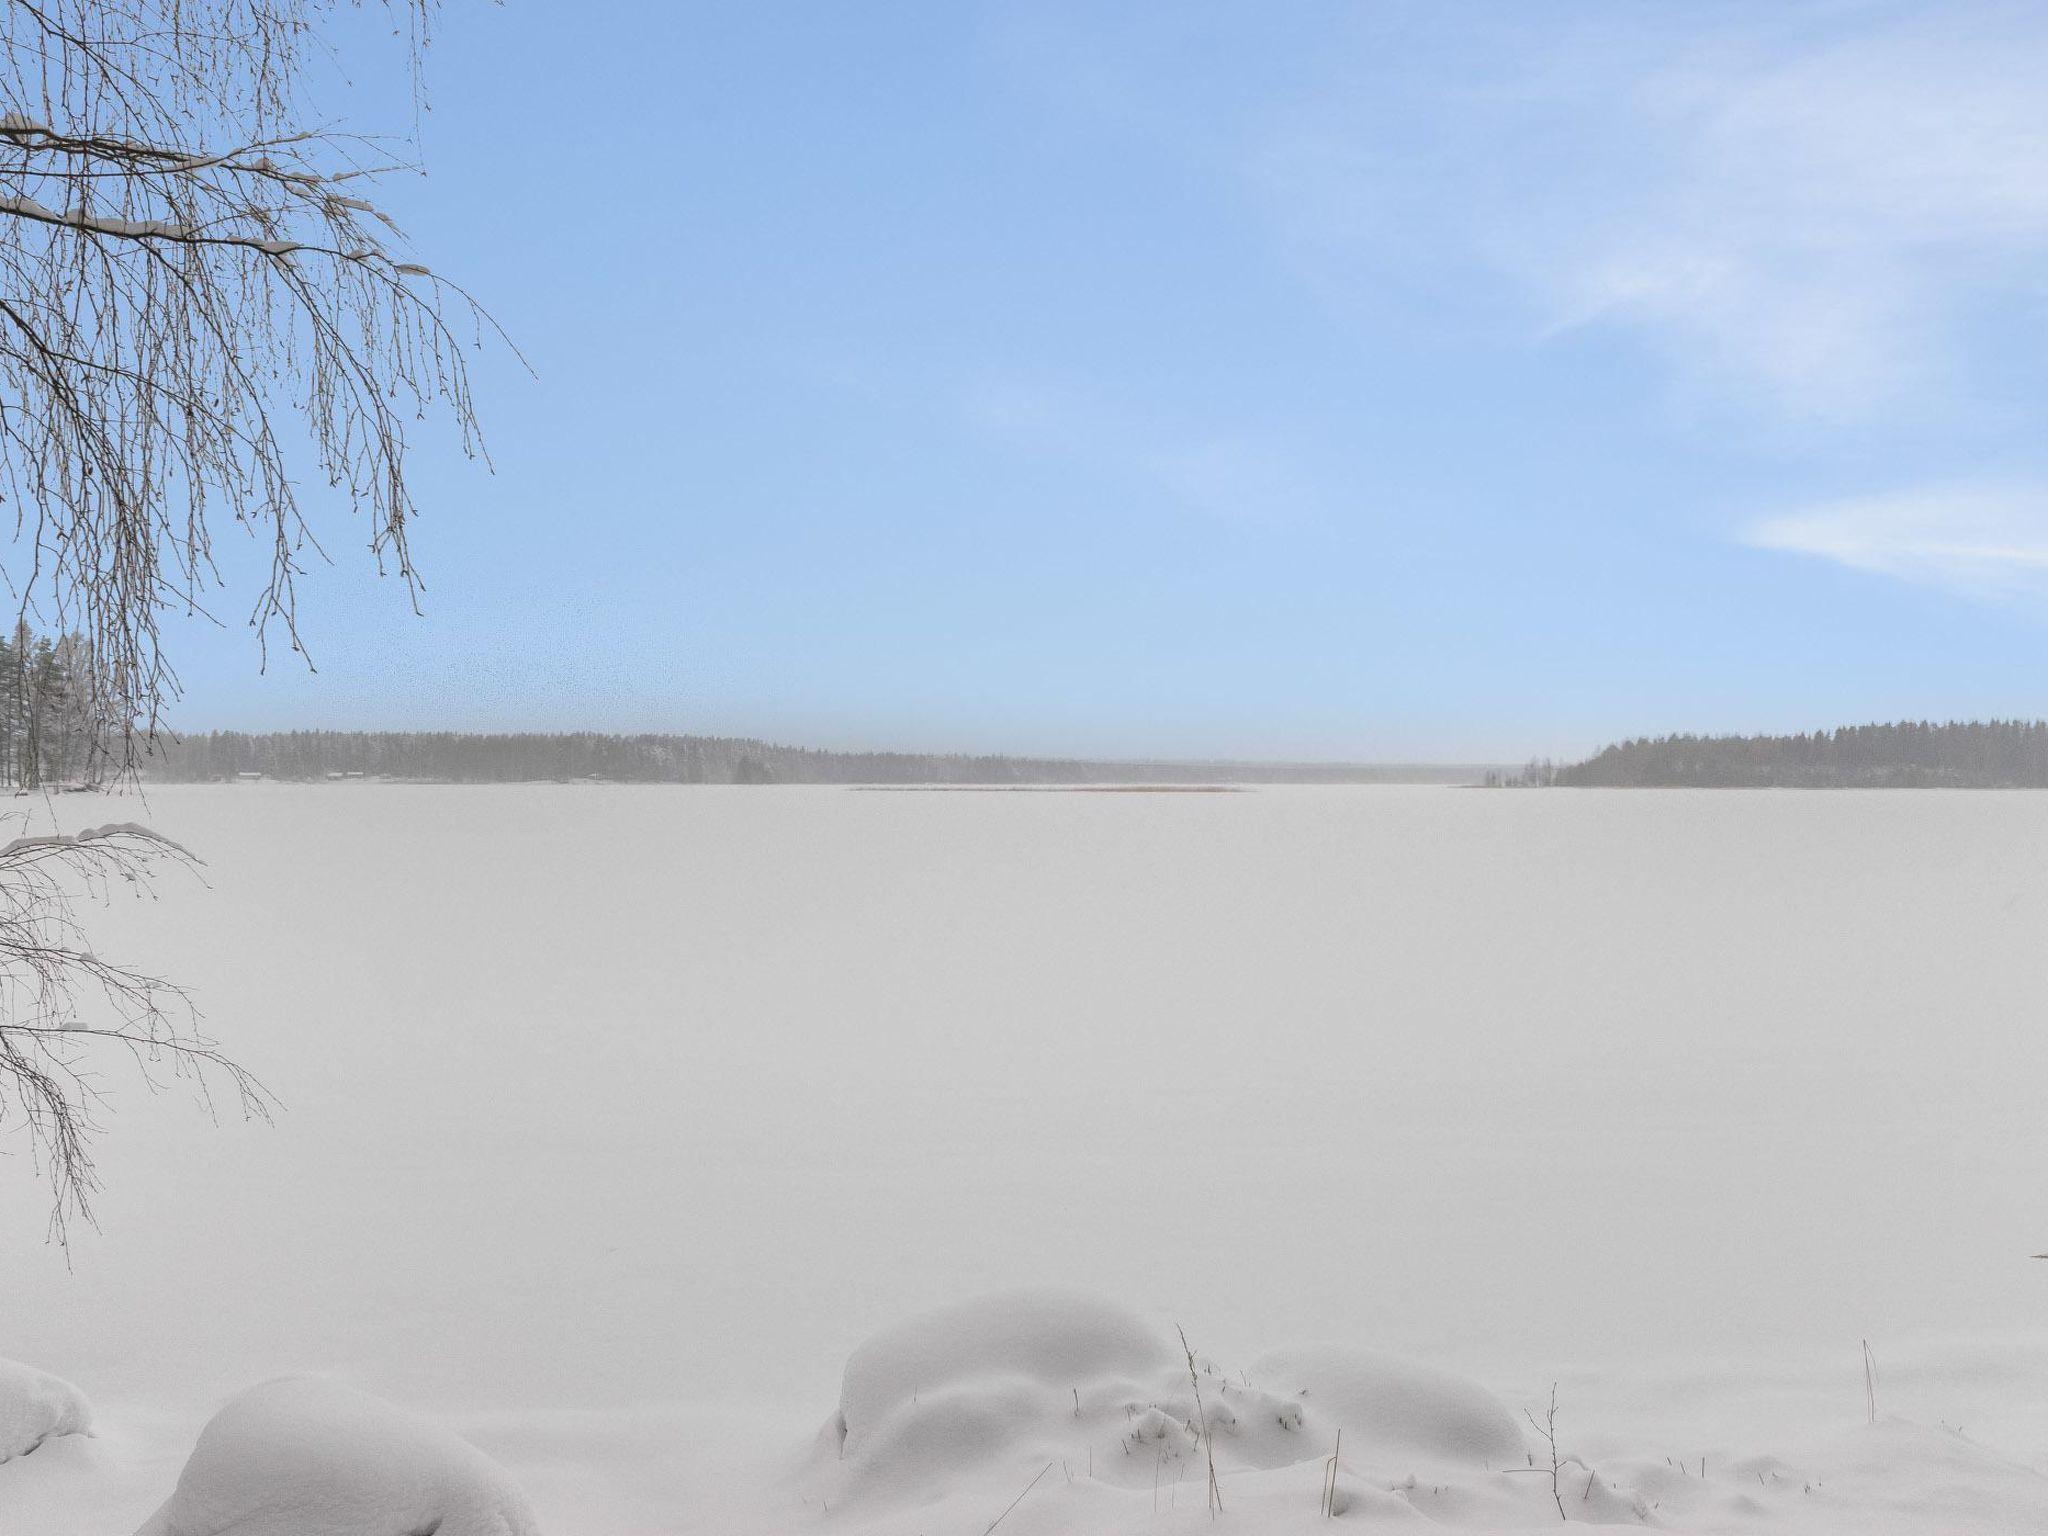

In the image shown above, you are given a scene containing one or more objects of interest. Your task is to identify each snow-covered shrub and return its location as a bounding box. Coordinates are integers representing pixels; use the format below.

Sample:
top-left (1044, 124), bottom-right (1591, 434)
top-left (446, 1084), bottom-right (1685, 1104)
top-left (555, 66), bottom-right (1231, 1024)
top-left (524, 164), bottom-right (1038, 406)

top-left (804, 1287), bottom-right (1531, 1523)
top-left (133, 1377), bottom-right (540, 1536)
top-left (1247, 1341), bottom-right (1525, 1463)
top-left (833, 1287), bottom-right (1175, 1454)
top-left (0, 1357), bottom-right (93, 1460)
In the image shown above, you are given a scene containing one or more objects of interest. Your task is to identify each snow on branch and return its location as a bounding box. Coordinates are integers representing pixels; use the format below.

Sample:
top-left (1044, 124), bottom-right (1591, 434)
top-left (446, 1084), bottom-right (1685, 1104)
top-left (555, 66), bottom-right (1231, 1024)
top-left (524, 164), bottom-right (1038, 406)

top-left (0, 0), bottom-right (512, 775)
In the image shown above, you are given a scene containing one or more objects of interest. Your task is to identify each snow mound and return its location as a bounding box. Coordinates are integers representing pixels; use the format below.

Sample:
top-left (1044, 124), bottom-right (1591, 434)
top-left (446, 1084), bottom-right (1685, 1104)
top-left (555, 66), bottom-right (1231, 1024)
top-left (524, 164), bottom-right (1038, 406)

top-left (1248, 1341), bottom-right (1525, 1464)
top-left (133, 1377), bottom-right (540, 1536)
top-left (0, 1358), bottom-right (93, 1459)
top-left (834, 1287), bottom-right (1175, 1452)
top-left (806, 1289), bottom-right (1534, 1524)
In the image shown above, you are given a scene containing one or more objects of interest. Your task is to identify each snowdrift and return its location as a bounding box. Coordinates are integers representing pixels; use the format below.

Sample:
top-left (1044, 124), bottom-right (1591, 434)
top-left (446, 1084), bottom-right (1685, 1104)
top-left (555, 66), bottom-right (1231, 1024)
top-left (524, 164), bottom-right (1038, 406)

top-left (795, 1290), bottom-right (2048, 1533)
top-left (0, 1357), bottom-right (93, 1460)
top-left (801, 1288), bottom-right (1565, 1526)
top-left (1246, 1341), bottom-right (1524, 1464)
top-left (132, 1377), bottom-right (540, 1536)
top-left (836, 1287), bottom-right (1178, 1454)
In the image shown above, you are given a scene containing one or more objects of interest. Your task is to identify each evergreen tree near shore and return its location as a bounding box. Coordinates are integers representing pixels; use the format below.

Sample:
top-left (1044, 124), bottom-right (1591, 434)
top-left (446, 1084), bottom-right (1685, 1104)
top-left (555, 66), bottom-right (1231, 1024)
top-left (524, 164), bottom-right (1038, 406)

top-left (0, 628), bottom-right (96, 788)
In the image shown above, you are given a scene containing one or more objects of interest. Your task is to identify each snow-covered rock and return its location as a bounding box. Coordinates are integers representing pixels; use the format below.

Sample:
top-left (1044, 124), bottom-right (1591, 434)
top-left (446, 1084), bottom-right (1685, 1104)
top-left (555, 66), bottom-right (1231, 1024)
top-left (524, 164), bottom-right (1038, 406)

top-left (133, 1377), bottom-right (540, 1536)
top-left (834, 1287), bottom-right (1174, 1452)
top-left (0, 1358), bottom-right (93, 1460)
top-left (1247, 1341), bottom-right (1525, 1464)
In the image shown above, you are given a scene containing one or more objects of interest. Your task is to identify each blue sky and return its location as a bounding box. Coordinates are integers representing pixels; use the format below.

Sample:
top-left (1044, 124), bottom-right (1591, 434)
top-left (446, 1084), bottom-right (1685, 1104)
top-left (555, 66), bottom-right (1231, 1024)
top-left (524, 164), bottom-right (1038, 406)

top-left (163, 0), bottom-right (2048, 760)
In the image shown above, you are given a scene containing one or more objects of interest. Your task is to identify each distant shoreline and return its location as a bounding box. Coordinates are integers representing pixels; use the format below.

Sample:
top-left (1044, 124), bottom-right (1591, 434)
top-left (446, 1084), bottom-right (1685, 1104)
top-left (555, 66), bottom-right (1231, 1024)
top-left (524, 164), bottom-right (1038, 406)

top-left (132, 729), bottom-right (1496, 788)
top-left (849, 784), bottom-right (1247, 794)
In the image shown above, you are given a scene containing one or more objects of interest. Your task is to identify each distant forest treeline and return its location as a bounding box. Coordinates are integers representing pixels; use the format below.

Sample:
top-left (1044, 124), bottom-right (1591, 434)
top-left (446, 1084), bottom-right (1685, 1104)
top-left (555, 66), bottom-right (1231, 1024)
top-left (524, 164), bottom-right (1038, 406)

top-left (1558, 721), bottom-right (2048, 787)
top-left (138, 730), bottom-right (1483, 786)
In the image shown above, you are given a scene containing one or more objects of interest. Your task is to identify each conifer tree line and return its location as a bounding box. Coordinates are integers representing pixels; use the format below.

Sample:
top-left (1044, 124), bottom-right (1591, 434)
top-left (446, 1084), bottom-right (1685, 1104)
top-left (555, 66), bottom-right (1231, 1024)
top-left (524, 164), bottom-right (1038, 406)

top-left (0, 628), bottom-right (97, 788)
top-left (138, 731), bottom-right (1473, 785)
top-left (1558, 721), bottom-right (2048, 787)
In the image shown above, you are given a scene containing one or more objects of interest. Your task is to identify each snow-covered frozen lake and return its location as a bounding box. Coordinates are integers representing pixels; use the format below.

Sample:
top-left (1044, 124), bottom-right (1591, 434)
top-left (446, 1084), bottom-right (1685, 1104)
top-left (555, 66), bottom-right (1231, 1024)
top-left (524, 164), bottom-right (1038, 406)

top-left (9, 783), bottom-right (2048, 1532)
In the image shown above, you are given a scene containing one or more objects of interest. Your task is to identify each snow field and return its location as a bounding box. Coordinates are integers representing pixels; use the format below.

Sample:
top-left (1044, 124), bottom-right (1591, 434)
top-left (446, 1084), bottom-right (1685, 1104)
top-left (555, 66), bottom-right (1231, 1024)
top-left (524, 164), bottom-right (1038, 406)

top-left (8, 784), bottom-right (2048, 1532)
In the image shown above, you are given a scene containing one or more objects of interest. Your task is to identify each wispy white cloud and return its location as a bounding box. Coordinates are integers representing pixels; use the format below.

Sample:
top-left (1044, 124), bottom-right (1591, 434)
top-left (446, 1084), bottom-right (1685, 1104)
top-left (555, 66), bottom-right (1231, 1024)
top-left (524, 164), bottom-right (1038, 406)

top-left (1560, 11), bottom-right (2048, 415)
top-left (1255, 4), bottom-right (2048, 420)
top-left (1744, 484), bottom-right (2048, 597)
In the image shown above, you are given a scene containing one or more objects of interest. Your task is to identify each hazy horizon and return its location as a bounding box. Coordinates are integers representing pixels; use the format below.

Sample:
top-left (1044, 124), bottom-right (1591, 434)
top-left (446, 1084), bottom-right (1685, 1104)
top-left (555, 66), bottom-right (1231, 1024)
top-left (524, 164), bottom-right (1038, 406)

top-left (146, 727), bottom-right (1513, 767)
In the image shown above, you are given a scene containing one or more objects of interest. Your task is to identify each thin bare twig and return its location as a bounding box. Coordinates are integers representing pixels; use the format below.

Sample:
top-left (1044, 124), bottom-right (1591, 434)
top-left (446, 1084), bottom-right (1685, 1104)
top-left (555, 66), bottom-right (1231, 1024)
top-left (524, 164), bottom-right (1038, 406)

top-left (0, 817), bottom-right (272, 1249)
top-left (1177, 1323), bottom-right (1224, 1518)
top-left (1524, 1382), bottom-right (1566, 1522)
top-left (980, 1459), bottom-right (1054, 1536)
